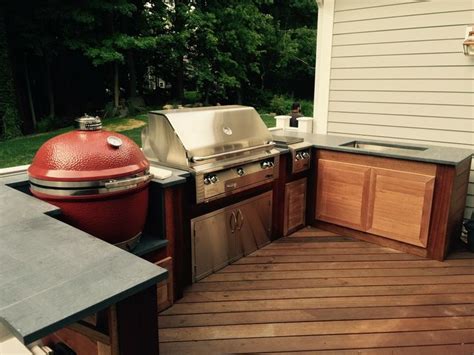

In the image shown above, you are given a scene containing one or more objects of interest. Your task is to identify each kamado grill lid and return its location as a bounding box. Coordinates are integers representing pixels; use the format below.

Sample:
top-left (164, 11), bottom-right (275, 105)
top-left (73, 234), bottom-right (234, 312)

top-left (28, 115), bottom-right (151, 194)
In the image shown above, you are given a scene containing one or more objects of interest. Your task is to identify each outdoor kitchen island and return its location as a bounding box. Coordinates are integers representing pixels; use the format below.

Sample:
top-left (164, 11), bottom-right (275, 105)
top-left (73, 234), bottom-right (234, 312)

top-left (140, 107), bottom-right (472, 300)
top-left (272, 130), bottom-right (473, 261)
top-left (0, 173), bottom-right (168, 354)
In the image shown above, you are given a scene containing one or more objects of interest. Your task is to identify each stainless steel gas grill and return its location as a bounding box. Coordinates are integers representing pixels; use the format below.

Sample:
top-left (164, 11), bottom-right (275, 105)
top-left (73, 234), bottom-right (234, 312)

top-left (142, 105), bottom-right (280, 282)
top-left (142, 105), bottom-right (280, 203)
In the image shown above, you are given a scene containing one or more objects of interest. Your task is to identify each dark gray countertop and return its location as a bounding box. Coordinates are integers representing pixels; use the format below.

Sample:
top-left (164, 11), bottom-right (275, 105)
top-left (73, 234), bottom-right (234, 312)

top-left (0, 174), bottom-right (168, 344)
top-left (271, 130), bottom-right (473, 166)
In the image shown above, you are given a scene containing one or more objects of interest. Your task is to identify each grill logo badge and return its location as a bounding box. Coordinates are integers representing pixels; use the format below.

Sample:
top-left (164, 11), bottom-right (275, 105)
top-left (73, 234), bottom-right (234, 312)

top-left (222, 126), bottom-right (233, 136)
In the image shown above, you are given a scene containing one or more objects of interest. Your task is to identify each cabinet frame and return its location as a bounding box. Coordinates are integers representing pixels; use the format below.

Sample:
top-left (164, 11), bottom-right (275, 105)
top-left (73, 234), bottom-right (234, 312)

top-left (312, 150), bottom-right (471, 261)
top-left (284, 178), bottom-right (308, 235)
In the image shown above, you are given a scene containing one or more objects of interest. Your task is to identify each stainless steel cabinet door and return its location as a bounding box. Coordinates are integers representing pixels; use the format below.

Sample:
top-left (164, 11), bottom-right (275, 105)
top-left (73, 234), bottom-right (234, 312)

top-left (237, 191), bottom-right (272, 252)
top-left (192, 210), bottom-right (230, 281)
top-left (227, 210), bottom-right (244, 262)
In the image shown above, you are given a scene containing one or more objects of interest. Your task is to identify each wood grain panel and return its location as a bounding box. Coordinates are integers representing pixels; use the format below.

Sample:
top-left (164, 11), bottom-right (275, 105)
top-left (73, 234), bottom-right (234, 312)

top-left (160, 316), bottom-right (474, 342)
top-left (222, 259), bottom-right (474, 273)
top-left (316, 160), bottom-right (371, 231)
top-left (333, 11), bottom-right (474, 34)
top-left (163, 293), bottom-right (474, 315)
top-left (283, 178), bottom-right (307, 235)
top-left (233, 253), bottom-right (424, 264)
top-left (333, 25), bottom-right (466, 46)
top-left (200, 266), bottom-right (473, 283)
top-left (316, 150), bottom-right (437, 176)
top-left (187, 274), bottom-right (474, 292)
top-left (160, 329), bottom-right (474, 354)
top-left (179, 283), bottom-right (474, 303)
top-left (366, 168), bottom-right (435, 247)
top-left (159, 304), bottom-right (474, 328)
top-left (160, 227), bottom-right (474, 353)
top-left (330, 79), bottom-right (474, 92)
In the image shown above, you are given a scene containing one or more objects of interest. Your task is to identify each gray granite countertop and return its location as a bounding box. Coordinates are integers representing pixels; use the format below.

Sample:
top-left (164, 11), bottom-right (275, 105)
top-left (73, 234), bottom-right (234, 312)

top-left (0, 174), bottom-right (168, 344)
top-left (271, 130), bottom-right (473, 166)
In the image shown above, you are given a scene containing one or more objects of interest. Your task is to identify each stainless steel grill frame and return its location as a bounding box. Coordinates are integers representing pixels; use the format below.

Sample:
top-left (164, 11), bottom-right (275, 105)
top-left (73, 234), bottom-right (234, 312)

top-left (142, 106), bottom-right (281, 203)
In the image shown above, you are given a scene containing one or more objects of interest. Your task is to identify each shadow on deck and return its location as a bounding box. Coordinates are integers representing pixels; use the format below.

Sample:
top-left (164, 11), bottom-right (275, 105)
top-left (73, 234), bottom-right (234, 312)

top-left (159, 227), bottom-right (474, 354)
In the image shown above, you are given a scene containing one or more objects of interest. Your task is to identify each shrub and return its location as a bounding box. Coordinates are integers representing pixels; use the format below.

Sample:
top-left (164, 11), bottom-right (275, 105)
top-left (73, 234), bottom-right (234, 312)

top-left (37, 115), bottom-right (61, 133)
top-left (270, 95), bottom-right (292, 115)
top-left (269, 95), bottom-right (314, 117)
top-left (184, 91), bottom-right (202, 104)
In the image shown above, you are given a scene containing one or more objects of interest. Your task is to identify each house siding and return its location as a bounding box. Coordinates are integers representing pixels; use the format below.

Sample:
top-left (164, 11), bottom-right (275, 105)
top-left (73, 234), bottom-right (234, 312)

top-left (326, 0), bottom-right (474, 218)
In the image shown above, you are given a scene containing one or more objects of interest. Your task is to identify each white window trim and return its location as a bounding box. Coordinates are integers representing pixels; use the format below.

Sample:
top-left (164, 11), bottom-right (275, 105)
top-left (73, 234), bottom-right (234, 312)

top-left (313, 0), bottom-right (335, 134)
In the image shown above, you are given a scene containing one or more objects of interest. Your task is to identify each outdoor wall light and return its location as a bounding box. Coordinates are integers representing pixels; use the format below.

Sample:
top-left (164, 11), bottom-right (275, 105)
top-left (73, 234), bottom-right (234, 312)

top-left (463, 26), bottom-right (474, 56)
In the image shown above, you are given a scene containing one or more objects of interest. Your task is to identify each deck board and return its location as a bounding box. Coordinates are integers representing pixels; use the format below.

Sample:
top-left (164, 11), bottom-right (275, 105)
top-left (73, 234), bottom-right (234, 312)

top-left (159, 227), bottom-right (474, 354)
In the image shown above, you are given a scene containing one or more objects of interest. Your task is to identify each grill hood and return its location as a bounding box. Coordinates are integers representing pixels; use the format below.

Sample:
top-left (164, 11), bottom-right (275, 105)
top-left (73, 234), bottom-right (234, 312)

top-left (142, 105), bottom-right (276, 172)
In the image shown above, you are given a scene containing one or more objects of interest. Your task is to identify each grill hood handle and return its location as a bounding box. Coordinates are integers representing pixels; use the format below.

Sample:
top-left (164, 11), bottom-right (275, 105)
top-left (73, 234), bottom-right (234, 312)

top-left (191, 142), bottom-right (275, 163)
top-left (104, 173), bottom-right (153, 189)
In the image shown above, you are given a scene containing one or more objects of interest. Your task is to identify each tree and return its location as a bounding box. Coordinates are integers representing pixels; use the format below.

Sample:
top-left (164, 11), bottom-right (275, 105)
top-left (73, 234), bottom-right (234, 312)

top-left (190, 0), bottom-right (273, 103)
top-left (0, 9), bottom-right (21, 139)
top-left (63, 0), bottom-right (158, 111)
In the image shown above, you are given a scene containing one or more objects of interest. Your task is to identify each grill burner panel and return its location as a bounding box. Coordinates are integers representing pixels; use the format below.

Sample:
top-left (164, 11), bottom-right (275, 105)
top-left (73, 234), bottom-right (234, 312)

top-left (272, 134), bottom-right (312, 174)
top-left (196, 156), bottom-right (279, 203)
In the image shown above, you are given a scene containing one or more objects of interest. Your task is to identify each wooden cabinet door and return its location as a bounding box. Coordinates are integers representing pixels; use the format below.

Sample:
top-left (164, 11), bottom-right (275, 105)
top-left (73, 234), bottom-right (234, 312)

top-left (284, 178), bottom-right (307, 235)
top-left (367, 168), bottom-right (435, 247)
top-left (316, 159), bottom-right (371, 231)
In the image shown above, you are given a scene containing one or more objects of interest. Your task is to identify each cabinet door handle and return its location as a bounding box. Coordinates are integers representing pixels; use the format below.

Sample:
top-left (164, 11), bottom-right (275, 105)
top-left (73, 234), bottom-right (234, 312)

top-left (236, 209), bottom-right (244, 231)
top-left (230, 211), bottom-right (237, 233)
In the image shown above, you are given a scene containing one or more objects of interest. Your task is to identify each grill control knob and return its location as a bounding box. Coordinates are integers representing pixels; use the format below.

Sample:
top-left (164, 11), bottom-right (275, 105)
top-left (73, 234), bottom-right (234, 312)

top-left (209, 175), bottom-right (218, 183)
top-left (302, 151), bottom-right (310, 159)
top-left (268, 161), bottom-right (274, 167)
top-left (261, 161), bottom-right (270, 169)
top-left (236, 168), bottom-right (245, 176)
top-left (295, 153), bottom-right (303, 160)
top-left (204, 177), bottom-right (211, 185)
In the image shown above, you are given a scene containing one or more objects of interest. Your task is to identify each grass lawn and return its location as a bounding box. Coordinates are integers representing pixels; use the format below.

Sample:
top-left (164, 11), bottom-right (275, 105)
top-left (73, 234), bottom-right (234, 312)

top-left (0, 111), bottom-right (276, 169)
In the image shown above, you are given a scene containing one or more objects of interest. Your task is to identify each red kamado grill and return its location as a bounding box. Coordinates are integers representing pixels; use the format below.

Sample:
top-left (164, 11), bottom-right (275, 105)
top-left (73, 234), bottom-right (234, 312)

top-left (28, 115), bottom-right (152, 249)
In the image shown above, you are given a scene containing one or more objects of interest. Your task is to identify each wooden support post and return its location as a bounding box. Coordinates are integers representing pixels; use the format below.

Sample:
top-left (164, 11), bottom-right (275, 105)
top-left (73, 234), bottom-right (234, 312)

top-left (115, 286), bottom-right (159, 355)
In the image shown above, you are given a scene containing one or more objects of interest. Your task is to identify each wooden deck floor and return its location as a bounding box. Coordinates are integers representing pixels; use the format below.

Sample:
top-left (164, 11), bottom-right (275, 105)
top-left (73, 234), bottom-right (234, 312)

top-left (159, 227), bottom-right (474, 354)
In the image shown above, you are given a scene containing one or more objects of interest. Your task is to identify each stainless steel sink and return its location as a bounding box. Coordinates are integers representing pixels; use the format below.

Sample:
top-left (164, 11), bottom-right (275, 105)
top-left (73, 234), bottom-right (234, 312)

top-left (340, 141), bottom-right (428, 154)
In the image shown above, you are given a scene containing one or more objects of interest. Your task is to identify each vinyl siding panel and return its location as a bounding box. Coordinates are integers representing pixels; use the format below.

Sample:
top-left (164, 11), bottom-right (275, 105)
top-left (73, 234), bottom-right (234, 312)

top-left (330, 91), bottom-right (474, 106)
top-left (331, 67), bottom-right (473, 79)
top-left (332, 39), bottom-right (461, 57)
top-left (333, 25), bottom-right (466, 46)
top-left (330, 79), bottom-right (473, 92)
top-left (329, 0), bottom-right (474, 218)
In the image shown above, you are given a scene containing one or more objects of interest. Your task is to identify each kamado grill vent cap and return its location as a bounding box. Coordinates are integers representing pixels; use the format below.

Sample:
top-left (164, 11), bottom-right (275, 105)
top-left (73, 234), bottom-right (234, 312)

top-left (76, 114), bottom-right (102, 131)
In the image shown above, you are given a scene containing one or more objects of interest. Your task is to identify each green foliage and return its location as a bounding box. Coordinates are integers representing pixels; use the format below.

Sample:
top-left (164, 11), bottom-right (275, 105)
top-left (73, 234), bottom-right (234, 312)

top-left (0, 113), bottom-right (146, 168)
top-left (270, 95), bottom-right (292, 115)
top-left (1, 0), bottom-right (317, 140)
top-left (0, 11), bottom-right (21, 140)
top-left (2, 107), bottom-right (22, 140)
top-left (36, 116), bottom-right (63, 133)
top-left (270, 94), bottom-right (313, 116)
top-left (184, 91), bottom-right (202, 104)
